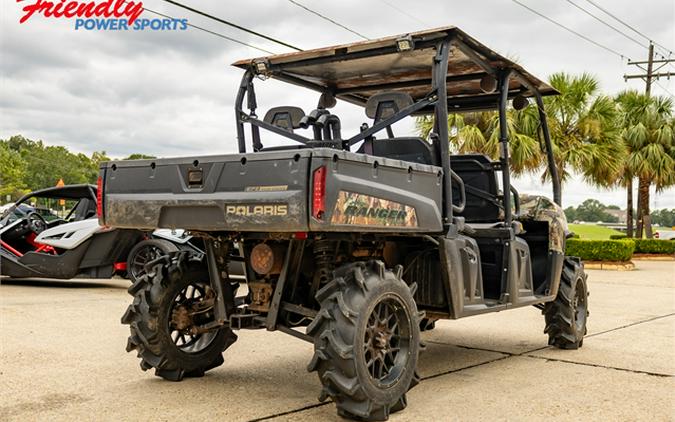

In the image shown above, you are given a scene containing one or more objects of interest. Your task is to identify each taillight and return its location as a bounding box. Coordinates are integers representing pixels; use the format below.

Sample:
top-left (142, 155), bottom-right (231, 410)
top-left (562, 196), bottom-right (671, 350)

top-left (312, 166), bottom-right (326, 220)
top-left (96, 175), bottom-right (104, 221)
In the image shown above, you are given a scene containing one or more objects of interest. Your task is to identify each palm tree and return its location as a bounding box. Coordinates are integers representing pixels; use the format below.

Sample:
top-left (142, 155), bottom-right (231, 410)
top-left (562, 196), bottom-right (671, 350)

top-left (416, 72), bottom-right (624, 206)
top-left (615, 90), bottom-right (651, 237)
top-left (617, 91), bottom-right (674, 238)
top-left (543, 73), bottom-right (624, 190)
top-left (415, 109), bottom-right (543, 177)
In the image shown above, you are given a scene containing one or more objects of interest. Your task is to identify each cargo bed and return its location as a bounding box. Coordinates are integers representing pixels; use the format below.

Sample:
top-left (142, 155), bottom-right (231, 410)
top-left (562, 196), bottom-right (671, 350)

top-left (100, 148), bottom-right (444, 233)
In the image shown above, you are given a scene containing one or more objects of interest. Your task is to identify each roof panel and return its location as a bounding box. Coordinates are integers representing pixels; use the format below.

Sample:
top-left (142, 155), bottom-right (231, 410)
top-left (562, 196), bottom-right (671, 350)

top-left (232, 26), bottom-right (556, 107)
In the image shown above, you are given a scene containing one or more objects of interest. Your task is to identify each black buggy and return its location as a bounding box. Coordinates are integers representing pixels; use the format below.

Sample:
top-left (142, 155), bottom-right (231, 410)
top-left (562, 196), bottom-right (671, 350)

top-left (99, 27), bottom-right (588, 421)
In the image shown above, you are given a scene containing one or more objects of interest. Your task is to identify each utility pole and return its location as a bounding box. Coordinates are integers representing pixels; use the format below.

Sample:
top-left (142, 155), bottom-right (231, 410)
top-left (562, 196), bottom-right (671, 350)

top-left (645, 43), bottom-right (654, 96)
top-left (624, 43), bottom-right (675, 86)
top-left (624, 42), bottom-right (675, 239)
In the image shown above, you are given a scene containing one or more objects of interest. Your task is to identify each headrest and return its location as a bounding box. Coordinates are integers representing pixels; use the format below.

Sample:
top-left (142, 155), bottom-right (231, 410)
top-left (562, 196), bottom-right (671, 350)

top-left (263, 106), bottom-right (305, 131)
top-left (365, 92), bottom-right (414, 122)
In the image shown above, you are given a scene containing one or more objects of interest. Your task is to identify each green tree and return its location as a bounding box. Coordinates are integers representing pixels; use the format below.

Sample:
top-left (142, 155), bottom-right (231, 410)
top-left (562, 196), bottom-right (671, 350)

top-left (89, 151), bottom-right (111, 182)
top-left (124, 153), bottom-right (156, 160)
top-left (564, 206), bottom-right (577, 222)
top-left (3, 135), bottom-right (95, 189)
top-left (543, 73), bottom-right (624, 191)
top-left (0, 142), bottom-right (28, 201)
top-left (616, 91), bottom-right (675, 238)
top-left (416, 108), bottom-right (542, 177)
top-left (651, 208), bottom-right (675, 227)
top-left (572, 199), bottom-right (619, 223)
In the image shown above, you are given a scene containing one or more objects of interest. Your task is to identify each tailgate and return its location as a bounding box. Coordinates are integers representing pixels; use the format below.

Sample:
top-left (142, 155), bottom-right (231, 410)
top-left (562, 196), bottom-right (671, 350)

top-left (100, 150), bottom-right (310, 231)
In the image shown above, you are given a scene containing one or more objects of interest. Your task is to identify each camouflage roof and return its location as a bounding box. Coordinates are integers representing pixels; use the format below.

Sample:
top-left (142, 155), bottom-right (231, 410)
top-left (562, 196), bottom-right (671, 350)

top-left (232, 26), bottom-right (557, 109)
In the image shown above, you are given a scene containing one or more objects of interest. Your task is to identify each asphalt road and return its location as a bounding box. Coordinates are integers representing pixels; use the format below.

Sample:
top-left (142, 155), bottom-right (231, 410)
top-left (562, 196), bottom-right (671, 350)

top-left (1, 260), bottom-right (673, 421)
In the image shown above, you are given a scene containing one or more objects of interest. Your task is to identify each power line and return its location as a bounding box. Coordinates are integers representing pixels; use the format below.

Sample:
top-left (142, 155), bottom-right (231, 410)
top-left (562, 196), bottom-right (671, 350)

top-left (564, 0), bottom-right (646, 50)
top-left (160, 0), bottom-right (302, 51)
top-left (581, 0), bottom-right (673, 56)
top-left (141, 6), bottom-right (275, 54)
top-left (654, 80), bottom-right (675, 99)
top-left (285, 0), bottom-right (369, 40)
top-left (510, 0), bottom-right (630, 60)
top-left (377, 0), bottom-right (431, 27)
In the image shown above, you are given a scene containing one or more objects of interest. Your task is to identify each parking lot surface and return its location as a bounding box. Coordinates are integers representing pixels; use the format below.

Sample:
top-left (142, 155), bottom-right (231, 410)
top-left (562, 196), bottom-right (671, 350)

top-left (1, 260), bottom-right (673, 421)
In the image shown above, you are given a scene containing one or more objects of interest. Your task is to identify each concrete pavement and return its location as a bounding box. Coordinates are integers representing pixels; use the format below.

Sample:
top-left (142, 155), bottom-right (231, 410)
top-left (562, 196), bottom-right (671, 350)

top-left (1, 260), bottom-right (673, 421)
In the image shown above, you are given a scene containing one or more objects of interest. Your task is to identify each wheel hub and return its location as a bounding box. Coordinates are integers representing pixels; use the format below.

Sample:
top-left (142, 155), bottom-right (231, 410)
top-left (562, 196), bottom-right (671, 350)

top-left (168, 283), bottom-right (217, 350)
top-left (371, 322), bottom-right (392, 350)
top-left (170, 305), bottom-right (193, 331)
top-left (363, 298), bottom-right (409, 385)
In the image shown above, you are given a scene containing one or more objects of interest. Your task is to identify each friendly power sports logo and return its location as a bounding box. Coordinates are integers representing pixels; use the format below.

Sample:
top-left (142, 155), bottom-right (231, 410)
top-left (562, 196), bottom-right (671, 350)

top-left (17, 0), bottom-right (188, 31)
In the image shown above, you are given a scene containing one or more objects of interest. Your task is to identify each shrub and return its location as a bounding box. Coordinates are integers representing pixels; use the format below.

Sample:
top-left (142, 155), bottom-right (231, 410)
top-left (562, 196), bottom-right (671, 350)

top-left (565, 239), bottom-right (635, 261)
top-left (609, 234), bottom-right (627, 240)
top-left (633, 239), bottom-right (675, 254)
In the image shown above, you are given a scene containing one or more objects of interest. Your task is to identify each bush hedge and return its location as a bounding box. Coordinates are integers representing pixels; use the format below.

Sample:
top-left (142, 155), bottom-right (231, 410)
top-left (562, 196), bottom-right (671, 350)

top-left (609, 234), bottom-right (627, 240)
top-left (633, 239), bottom-right (675, 254)
top-left (565, 239), bottom-right (635, 261)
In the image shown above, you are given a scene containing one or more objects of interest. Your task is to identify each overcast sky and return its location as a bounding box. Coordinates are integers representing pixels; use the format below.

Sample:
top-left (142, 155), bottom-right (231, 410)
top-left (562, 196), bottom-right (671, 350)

top-left (1, 0), bottom-right (674, 208)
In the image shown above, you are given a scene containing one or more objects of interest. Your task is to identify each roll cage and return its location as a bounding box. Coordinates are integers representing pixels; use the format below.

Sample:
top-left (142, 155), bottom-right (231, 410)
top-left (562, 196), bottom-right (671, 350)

top-left (231, 26), bottom-right (561, 231)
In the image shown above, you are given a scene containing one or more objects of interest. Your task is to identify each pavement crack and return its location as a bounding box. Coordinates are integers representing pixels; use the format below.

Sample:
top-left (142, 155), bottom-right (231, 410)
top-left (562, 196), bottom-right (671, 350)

top-left (524, 354), bottom-right (674, 378)
top-left (421, 355), bottom-right (511, 381)
top-left (585, 313), bottom-right (675, 339)
top-left (247, 402), bottom-right (331, 422)
top-left (425, 340), bottom-right (515, 356)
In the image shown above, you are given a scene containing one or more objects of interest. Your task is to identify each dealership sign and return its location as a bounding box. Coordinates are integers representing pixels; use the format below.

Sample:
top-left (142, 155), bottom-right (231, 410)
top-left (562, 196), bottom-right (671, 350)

top-left (17, 0), bottom-right (188, 30)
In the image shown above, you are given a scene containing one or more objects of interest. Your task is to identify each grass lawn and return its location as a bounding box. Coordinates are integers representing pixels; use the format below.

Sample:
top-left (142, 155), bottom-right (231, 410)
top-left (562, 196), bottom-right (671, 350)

top-left (568, 223), bottom-right (624, 240)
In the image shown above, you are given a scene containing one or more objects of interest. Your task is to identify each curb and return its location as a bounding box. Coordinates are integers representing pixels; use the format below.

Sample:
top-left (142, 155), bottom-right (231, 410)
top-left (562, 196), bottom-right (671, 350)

top-left (632, 254), bottom-right (675, 261)
top-left (583, 261), bottom-right (635, 271)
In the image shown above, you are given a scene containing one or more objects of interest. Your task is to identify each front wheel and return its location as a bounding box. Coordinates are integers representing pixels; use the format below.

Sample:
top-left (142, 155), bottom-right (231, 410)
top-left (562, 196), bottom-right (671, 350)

top-left (544, 256), bottom-right (588, 349)
top-left (121, 254), bottom-right (237, 381)
top-left (307, 260), bottom-right (421, 421)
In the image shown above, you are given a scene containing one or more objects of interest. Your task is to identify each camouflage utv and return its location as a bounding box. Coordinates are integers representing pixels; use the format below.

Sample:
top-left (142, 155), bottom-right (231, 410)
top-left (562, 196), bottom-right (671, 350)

top-left (99, 27), bottom-right (588, 421)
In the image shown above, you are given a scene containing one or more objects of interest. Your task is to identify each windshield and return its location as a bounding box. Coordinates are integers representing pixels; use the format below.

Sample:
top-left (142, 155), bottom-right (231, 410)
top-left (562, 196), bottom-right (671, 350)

top-left (6, 197), bottom-right (85, 223)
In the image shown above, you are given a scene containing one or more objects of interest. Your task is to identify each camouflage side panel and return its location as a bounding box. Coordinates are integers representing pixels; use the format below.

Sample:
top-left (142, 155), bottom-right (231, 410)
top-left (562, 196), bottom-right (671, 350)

top-left (519, 194), bottom-right (568, 253)
top-left (331, 191), bottom-right (418, 228)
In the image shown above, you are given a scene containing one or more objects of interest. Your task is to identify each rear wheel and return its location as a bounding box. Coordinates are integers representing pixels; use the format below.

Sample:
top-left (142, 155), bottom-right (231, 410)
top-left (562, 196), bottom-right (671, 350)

top-left (544, 257), bottom-right (588, 349)
top-left (126, 239), bottom-right (179, 283)
top-left (121, 253), bottom-right (237, 381)
top-left (308, 260), bottom-right (421, 421)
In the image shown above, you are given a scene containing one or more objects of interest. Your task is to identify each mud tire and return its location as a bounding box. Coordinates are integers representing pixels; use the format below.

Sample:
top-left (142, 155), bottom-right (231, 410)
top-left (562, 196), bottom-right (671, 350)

top-left (307, 260), bottom-right (421, 421)
top-left (121, 252), bottom-right (237, 381)
top-left (544, 256), bottom-right (588, 349)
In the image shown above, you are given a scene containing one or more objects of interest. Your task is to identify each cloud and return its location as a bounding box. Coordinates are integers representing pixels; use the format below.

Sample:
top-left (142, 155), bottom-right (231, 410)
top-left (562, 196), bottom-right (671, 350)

top-left (1, 0), bottom-right (673, 206)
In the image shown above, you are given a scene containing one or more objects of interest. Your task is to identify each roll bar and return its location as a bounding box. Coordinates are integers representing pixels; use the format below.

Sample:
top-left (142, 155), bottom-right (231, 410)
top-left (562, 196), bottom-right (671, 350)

top-left (233, 35), bottom-right (562, 232)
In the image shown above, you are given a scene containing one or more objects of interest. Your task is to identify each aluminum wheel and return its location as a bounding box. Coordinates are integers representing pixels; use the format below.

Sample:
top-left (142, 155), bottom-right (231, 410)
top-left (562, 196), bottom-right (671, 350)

top-left (168, 282), bottom-right (218, 354)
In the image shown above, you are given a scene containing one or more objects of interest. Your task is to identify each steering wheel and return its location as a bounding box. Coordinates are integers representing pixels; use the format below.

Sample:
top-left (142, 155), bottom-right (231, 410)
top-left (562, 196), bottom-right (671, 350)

top-left (27, 212), bottom-right (47, 234)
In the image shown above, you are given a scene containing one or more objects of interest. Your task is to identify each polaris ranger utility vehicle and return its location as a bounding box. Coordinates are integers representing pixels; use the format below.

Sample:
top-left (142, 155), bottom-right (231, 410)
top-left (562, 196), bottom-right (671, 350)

top-left (100, 27), bottom-right (588, 421)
